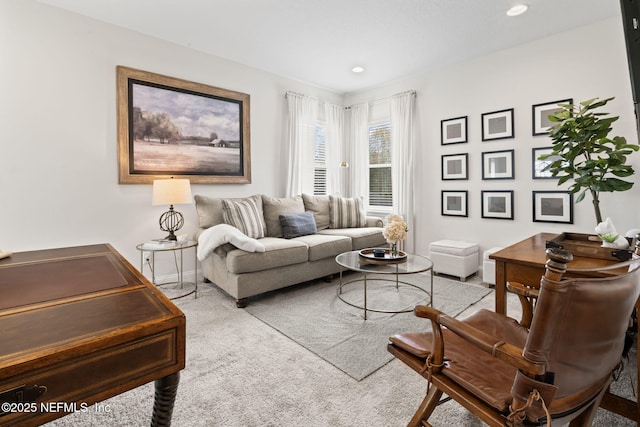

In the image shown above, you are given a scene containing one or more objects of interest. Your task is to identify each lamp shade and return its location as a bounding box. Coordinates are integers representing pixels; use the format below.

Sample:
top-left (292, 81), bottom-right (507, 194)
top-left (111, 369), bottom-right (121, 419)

top-left (152, 178), bottom-right (193, 206)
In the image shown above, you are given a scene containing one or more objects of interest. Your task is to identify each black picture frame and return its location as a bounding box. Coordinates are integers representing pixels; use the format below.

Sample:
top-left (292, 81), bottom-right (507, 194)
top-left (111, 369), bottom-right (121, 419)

top-left (532, 146), bottom-right (556, 179)
top-left (481, 190), bottom-right (514, 220)
top-left (482, 149), bottom-right (514, 180)
top-left (532, 98), bottom-right (572, 136)
top-left (532, 191), bottom-right (574, 224)
top-left (441, 190), bottom-right (468, 217)
top-left (441, 153), bottom-right (469, 180)
top-left (441, 116), bottom-right (468, 145)
top-left (481, 108), bottom-right (514, 141)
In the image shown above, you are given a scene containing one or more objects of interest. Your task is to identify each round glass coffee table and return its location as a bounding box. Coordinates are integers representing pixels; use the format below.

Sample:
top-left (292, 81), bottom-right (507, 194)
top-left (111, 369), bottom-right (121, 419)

top-left (335, 250), bottom-right (433, 320)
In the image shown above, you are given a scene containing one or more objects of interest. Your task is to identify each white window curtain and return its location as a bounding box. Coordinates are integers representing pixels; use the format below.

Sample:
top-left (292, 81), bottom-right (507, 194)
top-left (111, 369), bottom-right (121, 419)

top-left (286, 92), bottom-right (318, 197)
top-left (348, 102), bottom-right (370, 202)
top-left (390, 91), bottom-right (416, 252)
top-left (324, 103), bottom-right (344, 195)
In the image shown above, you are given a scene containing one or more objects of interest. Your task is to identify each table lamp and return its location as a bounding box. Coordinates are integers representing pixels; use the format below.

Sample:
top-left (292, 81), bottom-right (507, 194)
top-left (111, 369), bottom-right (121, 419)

top-left (152, 178), bottom-right (193, 241)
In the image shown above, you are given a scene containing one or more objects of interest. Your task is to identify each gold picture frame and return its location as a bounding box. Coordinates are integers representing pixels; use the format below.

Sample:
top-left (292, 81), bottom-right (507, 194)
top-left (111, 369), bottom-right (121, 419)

top-left (116, 66), bottom-right (251, 184)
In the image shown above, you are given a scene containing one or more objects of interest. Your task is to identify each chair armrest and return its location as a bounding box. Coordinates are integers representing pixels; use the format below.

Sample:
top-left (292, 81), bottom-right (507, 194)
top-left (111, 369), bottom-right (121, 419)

top-left (414, 305), bottom-right (546, 377)
top-left (506, 282), bottom-right (539, 328)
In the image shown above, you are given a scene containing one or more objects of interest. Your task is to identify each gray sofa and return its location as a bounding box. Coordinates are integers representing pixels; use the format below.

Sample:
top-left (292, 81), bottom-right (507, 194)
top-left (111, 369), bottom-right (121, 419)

top-left (195, 193), bottom-right (386, 307)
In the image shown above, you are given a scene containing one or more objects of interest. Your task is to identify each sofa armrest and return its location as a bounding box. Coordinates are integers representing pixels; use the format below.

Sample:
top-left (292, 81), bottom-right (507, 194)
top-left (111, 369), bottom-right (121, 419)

top-left (366, 216), bottom-right (383, 227)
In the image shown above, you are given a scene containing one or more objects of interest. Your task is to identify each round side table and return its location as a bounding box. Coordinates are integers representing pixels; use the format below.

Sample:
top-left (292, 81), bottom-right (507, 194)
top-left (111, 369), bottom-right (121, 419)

top-left (136, 240), bottom-right (198, 299)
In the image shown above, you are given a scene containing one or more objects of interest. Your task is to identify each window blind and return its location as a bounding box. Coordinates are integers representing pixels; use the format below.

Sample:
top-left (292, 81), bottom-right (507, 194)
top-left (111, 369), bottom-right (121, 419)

top-left (368, 123), bottom-right (392, 207)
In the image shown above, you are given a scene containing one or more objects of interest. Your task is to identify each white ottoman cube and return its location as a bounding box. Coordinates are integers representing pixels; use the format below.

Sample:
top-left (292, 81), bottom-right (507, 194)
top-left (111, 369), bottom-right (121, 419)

top-left (482, 247), bottom-right (503, 286)
top-left (429, 240), bottom-right (479, 282)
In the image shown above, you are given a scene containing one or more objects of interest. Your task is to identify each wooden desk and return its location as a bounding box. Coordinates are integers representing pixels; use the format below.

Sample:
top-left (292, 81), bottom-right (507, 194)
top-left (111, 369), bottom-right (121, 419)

top-left (0, 244), bottom-right (186, 426)
top-left (490, 233), bottom-right (638, 423)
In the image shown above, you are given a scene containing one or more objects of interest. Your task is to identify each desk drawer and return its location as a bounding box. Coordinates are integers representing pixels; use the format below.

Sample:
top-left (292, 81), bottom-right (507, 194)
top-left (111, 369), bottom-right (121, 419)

top-left (0, 328), bottom-right (182, 426)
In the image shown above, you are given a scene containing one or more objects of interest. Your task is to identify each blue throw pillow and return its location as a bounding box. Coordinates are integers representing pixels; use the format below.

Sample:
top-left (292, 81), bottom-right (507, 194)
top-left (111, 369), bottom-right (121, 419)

top-left (279, 211), bottom-right (317, 239)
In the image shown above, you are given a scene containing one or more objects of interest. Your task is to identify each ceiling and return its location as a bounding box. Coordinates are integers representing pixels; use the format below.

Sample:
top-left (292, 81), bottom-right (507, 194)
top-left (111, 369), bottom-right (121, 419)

top-left (39, 0), bottom-right (621, 94)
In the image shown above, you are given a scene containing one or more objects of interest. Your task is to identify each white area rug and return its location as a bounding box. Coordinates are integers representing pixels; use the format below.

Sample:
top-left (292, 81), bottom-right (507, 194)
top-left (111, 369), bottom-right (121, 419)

top-left (245, 272), bottom-right (491, 380)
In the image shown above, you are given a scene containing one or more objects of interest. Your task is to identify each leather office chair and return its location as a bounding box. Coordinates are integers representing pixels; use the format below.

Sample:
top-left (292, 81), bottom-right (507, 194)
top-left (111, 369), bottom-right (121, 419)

top-left (388, 247), bottom-right (640, 426)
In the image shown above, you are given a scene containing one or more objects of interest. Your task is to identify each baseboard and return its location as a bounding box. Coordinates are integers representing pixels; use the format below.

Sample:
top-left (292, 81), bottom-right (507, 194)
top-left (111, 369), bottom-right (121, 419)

top-left (144, 269), bottom-right (200, 286)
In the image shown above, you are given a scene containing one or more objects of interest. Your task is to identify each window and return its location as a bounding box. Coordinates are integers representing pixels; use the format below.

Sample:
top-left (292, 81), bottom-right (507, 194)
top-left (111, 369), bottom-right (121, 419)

top-left (313, 124), bottom-right (327, 195)
top-left (368, 123), bottom-right (392, 208)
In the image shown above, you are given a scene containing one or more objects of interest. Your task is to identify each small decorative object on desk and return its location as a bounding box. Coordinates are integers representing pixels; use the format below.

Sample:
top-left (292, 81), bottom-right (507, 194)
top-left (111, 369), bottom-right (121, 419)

top-left (383, 214), bottom-right (408, 257)
top-left (595, 217), bottom-right (630, 249)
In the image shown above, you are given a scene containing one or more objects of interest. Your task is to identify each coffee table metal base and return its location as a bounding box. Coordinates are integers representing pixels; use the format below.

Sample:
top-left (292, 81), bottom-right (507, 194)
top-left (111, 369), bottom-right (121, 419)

top-left (337, 272), bottom-right (432, 320)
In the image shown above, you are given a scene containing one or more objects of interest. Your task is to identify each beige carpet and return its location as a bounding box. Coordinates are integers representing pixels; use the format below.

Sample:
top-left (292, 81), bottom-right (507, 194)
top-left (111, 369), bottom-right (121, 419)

top-left (45, 274), bottom-right (636, 426)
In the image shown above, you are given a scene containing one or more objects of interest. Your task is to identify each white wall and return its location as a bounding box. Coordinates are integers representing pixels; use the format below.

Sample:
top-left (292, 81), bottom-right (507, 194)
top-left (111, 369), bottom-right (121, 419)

top-left (2, 1), bottom-right (639, 281)
top-left (346, 17), bottom-right (640, 258)
top-left (0, 0), bottom-right (342, 279)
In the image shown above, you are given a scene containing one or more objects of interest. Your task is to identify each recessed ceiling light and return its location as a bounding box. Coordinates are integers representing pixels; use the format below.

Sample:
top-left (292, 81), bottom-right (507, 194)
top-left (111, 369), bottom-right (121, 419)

top-left (506, 4), bottom-right (528, 16)
top-left (351, 66), bottom-right (365, 73)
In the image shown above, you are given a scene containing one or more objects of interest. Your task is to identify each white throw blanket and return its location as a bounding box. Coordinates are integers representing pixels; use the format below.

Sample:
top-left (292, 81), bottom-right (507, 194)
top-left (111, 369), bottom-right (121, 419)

top-left (197, 224), bottom-right (265, 261)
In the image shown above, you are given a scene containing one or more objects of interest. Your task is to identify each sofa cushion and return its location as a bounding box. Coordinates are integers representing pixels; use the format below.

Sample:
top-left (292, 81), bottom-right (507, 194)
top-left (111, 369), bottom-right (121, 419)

top-left (319, 227), bottom-right (386, 251)
top-left (280, 211), bottom-right (317, 239)
top-left (262, 195), bottom-right (305, 237)
top-left (293, 234), bottom-right (352, 261)
top-left (328, 195), bottom-right (366, 228)
top-left (226, 237), bottom-right (308, 274)
top-left (195, 194), bottom-right (266, 230)
top-left (301, 193), bottom-right (331, 230)
top-left (222, 197), bottom-right (265, 239)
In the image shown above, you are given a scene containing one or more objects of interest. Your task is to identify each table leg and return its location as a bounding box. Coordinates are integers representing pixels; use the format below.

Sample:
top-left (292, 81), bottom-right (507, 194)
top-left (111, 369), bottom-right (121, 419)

top-left (151, 252), bottom-right (156, 286)
top-left (395, 264), bottom-right (399, 290)
top-left (194, 246), bottom-right (199, 298)
top-left (430, 269), bottom-right (434, 307)
top-left (151, 371), bottom-right (180, 427)
top-left (494, 260), bottom-right (507, 315)
top-left (363, 273), bottom-right (368, 320)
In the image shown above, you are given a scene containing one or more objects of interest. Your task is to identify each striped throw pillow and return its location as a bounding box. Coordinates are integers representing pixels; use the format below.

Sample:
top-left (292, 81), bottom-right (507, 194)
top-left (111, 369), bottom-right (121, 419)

top-left (329, 196), bottom-right (366, 228)
top-left (222, 198), bottom-right (265, 239)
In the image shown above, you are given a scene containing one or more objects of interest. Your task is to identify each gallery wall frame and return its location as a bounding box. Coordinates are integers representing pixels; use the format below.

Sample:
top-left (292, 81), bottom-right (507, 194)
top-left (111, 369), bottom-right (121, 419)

top-left (482, 149), bottom-right (514, 180)
top-left (532, 98), bottom-right (572, 136)
top-left (441, 116), bottom-right (468, 145)
top-left (441, 153), bottom-right (469, 180)
top-left (116, 66), bottom-right (251, 184)
top-left (481, 190), bottom-right (514, 220)
top-left (481, 108), bottom-right (514, 141)
top-left (532, 146), bottom-right (556, 179)
top-left (441, 190), bottom-right (468, 217)
top-left (532, 191), bottom-right (574, 224)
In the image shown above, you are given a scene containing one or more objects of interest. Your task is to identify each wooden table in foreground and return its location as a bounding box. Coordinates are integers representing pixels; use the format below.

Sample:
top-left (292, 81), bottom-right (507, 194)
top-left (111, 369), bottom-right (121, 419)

top-left (490, 232), bottom-right (638, 423)
top-left (0, 244), bottom-right (186, 426)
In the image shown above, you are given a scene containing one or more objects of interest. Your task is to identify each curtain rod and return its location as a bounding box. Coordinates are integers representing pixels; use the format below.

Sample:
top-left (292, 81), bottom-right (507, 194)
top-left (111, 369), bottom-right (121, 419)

top-left (285, 89), bottom-right (416, 110)
top-left (285, 91), bottom-right (346, 109)
top-left (345, 90), bottom-right (416, 110)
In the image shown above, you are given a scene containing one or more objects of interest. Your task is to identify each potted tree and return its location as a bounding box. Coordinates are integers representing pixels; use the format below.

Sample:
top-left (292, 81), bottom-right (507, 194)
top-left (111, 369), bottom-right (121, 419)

top-left (541, 97), bottom-right (639, 225)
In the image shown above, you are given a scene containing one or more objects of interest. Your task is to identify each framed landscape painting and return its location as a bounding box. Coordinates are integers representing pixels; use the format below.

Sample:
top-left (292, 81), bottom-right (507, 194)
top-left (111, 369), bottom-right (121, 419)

top-left (532, 191), bottom-right (573, 224)
top-left (441, 191), bottom-right (468, 217)
top-left (116, 66), bottom-right (251, 184)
